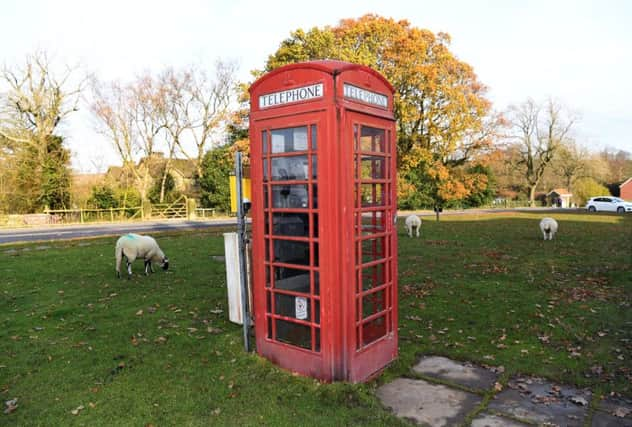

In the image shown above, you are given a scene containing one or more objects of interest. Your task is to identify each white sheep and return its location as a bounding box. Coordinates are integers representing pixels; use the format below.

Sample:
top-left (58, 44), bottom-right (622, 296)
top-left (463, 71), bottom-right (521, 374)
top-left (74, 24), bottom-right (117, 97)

top-left (539, 217), bottom-right (558, 240)
top-left (405, 214), bottom-right (422, 238)
top-left (115, 233), bottom-right (169, 279)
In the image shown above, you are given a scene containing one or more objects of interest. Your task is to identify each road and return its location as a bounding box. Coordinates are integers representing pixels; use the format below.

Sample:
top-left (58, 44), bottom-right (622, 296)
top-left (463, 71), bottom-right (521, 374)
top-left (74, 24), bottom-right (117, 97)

top-left (0, 207), bottom-right (576, 245)
top-left (0, 219), bottom-right (238, 245)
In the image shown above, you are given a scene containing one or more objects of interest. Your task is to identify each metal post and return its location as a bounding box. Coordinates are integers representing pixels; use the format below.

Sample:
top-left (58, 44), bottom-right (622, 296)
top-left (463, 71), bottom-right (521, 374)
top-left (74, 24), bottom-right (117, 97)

top-left (235, 152), bottom-right (251, 352)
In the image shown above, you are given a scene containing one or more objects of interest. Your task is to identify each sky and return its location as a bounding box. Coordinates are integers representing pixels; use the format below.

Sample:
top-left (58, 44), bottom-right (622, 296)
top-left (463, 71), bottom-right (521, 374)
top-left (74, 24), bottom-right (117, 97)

top-left (1, 0), bottom-right (631, 172)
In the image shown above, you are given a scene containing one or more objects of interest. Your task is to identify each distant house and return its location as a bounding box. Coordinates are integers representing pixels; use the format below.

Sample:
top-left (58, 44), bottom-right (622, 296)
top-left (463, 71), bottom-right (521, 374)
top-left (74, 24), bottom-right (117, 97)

top-left (620, 177), bottom-right (632, 201)
top-left (546, 188), bottom-right (573, 208)
top-left (105, 153), bottom-right (198, 196)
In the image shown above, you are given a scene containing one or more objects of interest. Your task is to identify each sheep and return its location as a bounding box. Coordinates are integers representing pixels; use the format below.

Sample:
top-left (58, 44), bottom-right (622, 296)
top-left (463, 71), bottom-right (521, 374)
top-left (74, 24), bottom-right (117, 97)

top-left (404, 214), bottom-right (422, 238)
top-left (539, 217), bottom-right (558, 241)
top-left (115, 233), bottom-right (169, 279)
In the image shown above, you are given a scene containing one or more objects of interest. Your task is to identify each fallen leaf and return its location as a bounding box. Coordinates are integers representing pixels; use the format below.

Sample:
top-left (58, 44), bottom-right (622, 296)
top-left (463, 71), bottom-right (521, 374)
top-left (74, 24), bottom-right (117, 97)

top-left (70, 405), bottom-right (85, 415)
top-left (4, 398), bottom-right (18, 415)
top-left (570, 396), bottom-right (588, 406)
top-left (494, 382), bottom-right (503, 392)
top-left (614, 407), bottom-right (632, 418)
top-left (136, 309), bottom-right (143, 316)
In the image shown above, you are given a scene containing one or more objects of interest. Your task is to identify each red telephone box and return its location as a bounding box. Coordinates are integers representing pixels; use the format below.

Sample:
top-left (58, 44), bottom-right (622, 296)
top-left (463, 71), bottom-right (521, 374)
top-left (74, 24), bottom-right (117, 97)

top-left (249, 60), bottom-right (398, 382)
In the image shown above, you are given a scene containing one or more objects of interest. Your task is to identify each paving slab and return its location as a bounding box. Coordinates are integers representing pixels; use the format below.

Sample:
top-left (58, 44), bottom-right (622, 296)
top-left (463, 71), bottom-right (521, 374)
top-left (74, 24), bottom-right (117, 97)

top-left (470, 412), bottom-right (531, 427)
top-left (412, 356), bottom-right (498, 390)
top-left (591, 411), bottom-right (632, 427)
top-left (488, 376), bottom-right (591, 426)
top-left (376, 378), bottom-right (481, 427)
top-left (596, 395), bottom-right (632, 418)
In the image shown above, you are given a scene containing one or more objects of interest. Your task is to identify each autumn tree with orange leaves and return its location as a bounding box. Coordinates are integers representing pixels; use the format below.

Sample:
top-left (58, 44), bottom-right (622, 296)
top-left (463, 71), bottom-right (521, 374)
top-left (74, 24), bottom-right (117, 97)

top-left (262, 14), bottom-right (501, 208)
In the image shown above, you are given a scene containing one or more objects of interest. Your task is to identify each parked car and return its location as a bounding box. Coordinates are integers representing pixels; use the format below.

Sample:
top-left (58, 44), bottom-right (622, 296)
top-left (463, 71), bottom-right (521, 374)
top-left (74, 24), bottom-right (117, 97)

top-left (586, 196), bottom-right (632, 213)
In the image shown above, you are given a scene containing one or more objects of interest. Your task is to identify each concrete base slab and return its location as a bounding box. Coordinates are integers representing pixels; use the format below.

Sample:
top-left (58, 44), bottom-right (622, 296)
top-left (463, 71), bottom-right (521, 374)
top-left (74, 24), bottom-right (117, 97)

top-left (412, 356), bottom-right (498, 390)
top-left (488, 376), bottom-right (591, 426)
top-left (470, 413), bottom-right (530, 427)
top-left (596, 396), bottom-right (632, 417)
top-left (591, 411), bottom-right (632, 427)
top-left (377, 378), bottom-right (481, 427)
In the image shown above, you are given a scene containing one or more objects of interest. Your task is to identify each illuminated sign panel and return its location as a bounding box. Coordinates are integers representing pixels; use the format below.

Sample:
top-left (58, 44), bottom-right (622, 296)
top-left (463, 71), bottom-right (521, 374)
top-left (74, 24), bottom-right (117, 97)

top-left (343, 83), bottom-right (388, 108)
top-left (259, 83), bottom-right (324, 108)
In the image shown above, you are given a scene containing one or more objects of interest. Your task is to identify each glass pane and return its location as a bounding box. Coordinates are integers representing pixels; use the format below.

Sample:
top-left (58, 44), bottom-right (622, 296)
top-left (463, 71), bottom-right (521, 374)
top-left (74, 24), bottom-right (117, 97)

top-left (264, 238), bottom-right (270, 261)
top-left (275, 319), bottom-right (311, 350)
top-left (263, 186), bottom-right (269, 209)
top-left (271, 126), bottom-right (309, 153)
top-left (313, 242), bottom-right (319, 267)
top-left (267, 316), bottom-right (272, 339)
top-left (362, 289), bottom-right (386, 320)
top-left (313, 271), bottom-right (320, 295)
top-left (359, 155), bottom-right (386, 180)
top-left (275, 293), bottom-right (311, 321)
top-left (263, 159), bottom-right (268, 182)
top-left (271, 155), bottom-right (308, 181)
top-left (312, 184), bottom-right (318, 208)
top-left (362, 315), bottom-right (387, 346)
top-left (272, 213), bottom-right (308, 237)
top-left (360, 126), bottom-right (386, 152)
top-left (353, 124), bottom-right (359, 151)
top-left (311, 155), bottom-right (317, 180)
top-left (311, 125), bottom-right (317, 150)
top-left (361, 262), bottom-right (385, 291)
top-left (359, 183), bottom-right (385, 207)
top-left (356, 211), bottom-right (387, 235)
top-left (274, 268), bottom-right (310, 293)
top-left (262, 130), bottom-right (268, 154)
top-left (315, 328), bottom-right (320, 352)
top-left (312, 213), bottom-right (319, 238)
top-left (314, 300), bottom-right (320, 325)
top-left (273, 239), bottom-right (309, 266)
top-left (361, 237), bottom-right (385, 264)
top-left (272, 184), bottom-right (309, 209)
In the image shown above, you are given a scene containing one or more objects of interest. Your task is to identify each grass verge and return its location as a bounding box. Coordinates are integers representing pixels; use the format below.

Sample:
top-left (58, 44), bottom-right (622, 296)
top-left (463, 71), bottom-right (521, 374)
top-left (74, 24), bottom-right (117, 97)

top-left (1, 212), bottom-right (630, 425)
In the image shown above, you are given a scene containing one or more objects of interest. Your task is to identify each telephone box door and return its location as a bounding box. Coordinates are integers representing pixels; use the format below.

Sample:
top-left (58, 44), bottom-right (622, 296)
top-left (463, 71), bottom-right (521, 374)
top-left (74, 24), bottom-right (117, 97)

top-left (252, 113), bottom-right (328, 378)
top-left (344, 111), bottom-right (398, 382)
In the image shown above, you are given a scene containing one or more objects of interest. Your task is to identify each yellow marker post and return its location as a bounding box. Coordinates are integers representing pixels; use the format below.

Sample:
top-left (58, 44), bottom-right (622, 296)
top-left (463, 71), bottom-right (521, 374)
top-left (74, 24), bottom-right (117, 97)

top-left (230, 175), bottom-right (252, 213)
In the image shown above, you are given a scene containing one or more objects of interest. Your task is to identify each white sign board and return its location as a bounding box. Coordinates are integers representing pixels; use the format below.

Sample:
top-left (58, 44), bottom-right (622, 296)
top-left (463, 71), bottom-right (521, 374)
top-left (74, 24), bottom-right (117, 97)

top-left (295, 296), bottom-right (308, 320)
top-left (343, 83), bottom-right (388, 108)
top-left (259, 83), bottom-right (324, 109)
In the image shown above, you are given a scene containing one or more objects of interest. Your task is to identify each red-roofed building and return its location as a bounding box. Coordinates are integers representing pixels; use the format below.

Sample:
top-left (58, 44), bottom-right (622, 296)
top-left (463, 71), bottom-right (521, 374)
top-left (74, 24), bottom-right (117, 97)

top-left (620, 177), bottom-right (632, 201)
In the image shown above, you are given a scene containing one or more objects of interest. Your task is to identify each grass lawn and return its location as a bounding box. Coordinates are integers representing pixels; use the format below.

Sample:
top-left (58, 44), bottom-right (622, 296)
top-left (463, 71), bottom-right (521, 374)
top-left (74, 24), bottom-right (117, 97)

top-left (1, 212), bottom-right (630, 426)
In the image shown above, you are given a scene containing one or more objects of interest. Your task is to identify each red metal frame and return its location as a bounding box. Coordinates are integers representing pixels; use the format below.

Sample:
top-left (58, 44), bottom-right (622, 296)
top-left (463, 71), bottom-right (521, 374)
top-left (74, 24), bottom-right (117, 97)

top-left (249, 61), bottom-right (397, 382)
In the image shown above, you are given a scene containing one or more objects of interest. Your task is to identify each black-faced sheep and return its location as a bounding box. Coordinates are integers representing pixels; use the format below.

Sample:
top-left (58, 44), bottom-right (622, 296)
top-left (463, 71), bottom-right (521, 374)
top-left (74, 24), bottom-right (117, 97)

top-left (115, 233), bottom-right (169, 279)
top-left (405, 214), bottom-right (422, 238)
top-left (539, 217), bottom-right (558, 240)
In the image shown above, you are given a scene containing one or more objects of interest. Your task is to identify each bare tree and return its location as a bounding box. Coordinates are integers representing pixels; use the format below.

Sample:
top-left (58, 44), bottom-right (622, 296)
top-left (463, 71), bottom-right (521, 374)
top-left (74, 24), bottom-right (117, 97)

top-left (90, 78), bottom-right (154, 202)
top-left (506, 98), bottom-right (576, 206)
top-left (182, 60), bottom-right (237, 178)
top-left (554, 140), bottom-right (589, 190)
top-left (90, 60), bottom-right (237, 203)
top-left (0, 51), bottom-right (84, 211)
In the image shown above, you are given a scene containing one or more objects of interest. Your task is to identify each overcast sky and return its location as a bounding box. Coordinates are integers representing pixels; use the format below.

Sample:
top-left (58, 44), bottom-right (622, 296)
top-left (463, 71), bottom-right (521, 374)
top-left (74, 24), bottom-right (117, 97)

top-left (2, 0), bottom-right (631, 172)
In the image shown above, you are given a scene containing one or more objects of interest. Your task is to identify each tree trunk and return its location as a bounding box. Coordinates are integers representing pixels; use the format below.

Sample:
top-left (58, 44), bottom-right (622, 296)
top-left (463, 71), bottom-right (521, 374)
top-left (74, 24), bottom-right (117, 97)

top-left (529, 185), bottom-right (537, 207)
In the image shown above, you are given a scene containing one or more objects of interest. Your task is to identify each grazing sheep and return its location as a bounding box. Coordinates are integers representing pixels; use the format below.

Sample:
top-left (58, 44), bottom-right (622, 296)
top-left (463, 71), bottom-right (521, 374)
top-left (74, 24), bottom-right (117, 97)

top-left (405, 214), bottom-right (422, 238)
top-left (115, 233), bottom-right (169, 279)
top-left (539, 217), bottom-right (558, 241)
